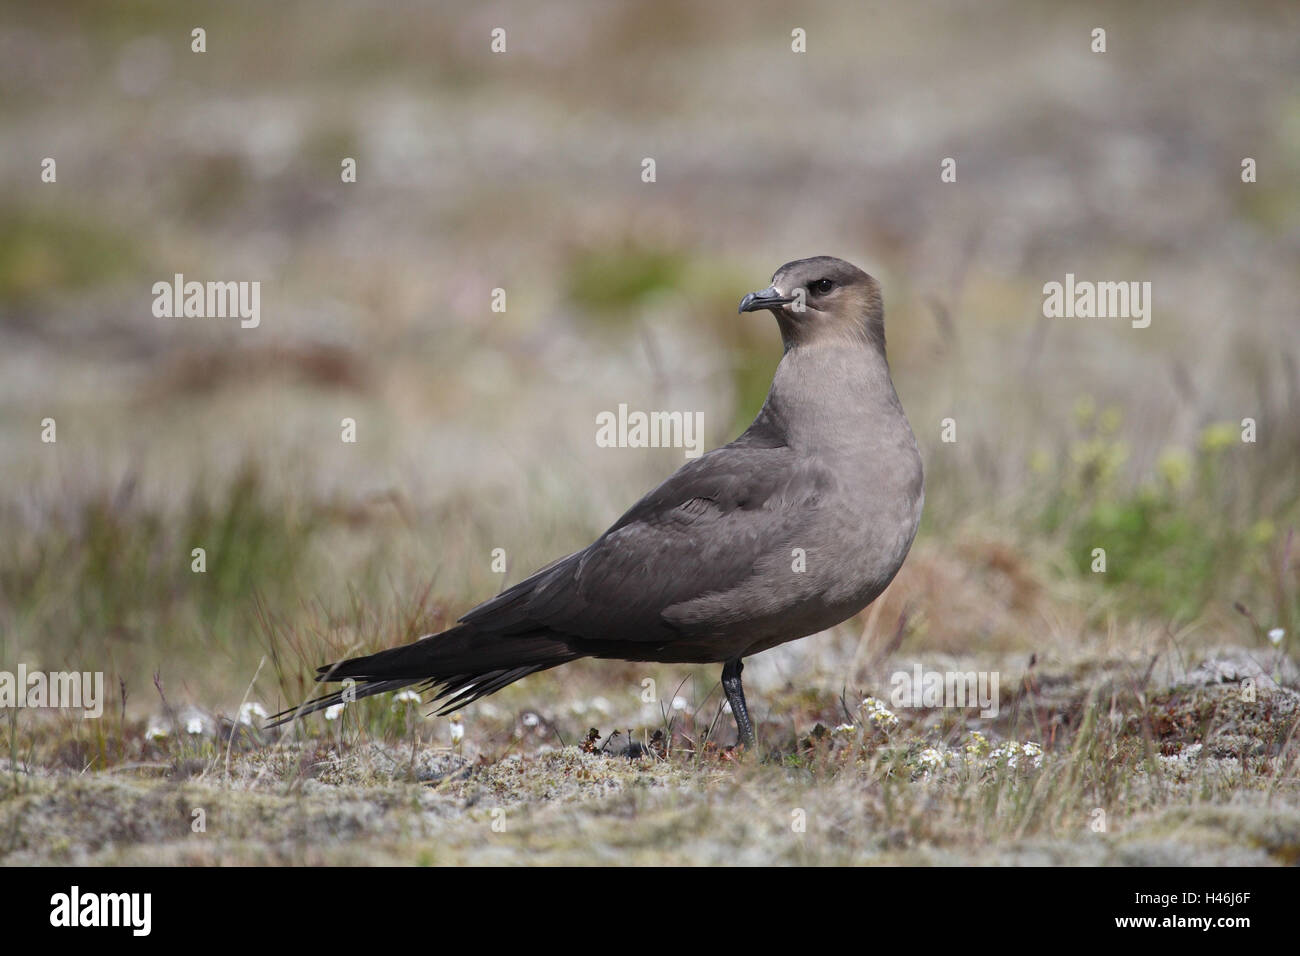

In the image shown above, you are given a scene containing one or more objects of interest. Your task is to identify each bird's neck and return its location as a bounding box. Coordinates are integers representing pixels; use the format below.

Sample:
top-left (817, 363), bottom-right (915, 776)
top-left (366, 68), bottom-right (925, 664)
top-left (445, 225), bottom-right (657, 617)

top-left (757, 342), bottom-right (906, 450)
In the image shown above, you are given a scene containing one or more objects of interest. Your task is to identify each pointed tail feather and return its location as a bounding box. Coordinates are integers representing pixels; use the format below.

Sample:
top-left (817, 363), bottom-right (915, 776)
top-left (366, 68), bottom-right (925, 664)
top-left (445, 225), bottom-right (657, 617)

top-left (265, 624), bottom-right (578, 728)
top-left (264, 678), bottom-right (421, 727)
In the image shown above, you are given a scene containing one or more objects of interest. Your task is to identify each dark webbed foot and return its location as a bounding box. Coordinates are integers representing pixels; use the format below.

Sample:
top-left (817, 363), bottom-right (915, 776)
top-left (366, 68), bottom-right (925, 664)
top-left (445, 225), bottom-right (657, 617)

top-left (721, 658), bottom-right (756, 750)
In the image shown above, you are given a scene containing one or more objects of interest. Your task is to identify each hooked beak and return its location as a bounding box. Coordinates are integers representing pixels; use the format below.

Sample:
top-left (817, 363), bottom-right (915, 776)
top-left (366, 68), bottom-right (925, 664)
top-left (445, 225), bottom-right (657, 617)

top-left (738, 286), bottom-right (794, 314)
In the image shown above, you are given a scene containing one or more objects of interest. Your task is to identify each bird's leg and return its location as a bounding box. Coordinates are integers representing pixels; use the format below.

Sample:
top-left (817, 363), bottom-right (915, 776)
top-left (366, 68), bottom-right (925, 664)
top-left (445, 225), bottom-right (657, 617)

top-left (721, 659), bottom-right (756, 750)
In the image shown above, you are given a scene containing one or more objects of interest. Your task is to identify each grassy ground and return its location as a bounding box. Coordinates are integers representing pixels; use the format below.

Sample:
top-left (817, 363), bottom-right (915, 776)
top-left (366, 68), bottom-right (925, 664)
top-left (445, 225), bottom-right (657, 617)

top-left (2, 0), bottom-right (1299, 864)
top-left (6, 654), bottom-right (1299, 865)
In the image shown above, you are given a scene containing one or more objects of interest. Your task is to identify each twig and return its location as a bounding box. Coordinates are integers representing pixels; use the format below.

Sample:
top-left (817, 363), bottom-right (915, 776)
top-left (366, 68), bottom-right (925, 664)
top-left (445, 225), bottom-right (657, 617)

top-left (225, 656), bottom-right (266, 779)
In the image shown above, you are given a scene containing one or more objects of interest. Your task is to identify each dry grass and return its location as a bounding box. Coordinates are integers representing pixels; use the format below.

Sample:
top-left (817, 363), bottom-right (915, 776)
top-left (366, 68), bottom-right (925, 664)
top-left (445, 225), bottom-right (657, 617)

top-left (4, 664), bottom-right (1298, 865)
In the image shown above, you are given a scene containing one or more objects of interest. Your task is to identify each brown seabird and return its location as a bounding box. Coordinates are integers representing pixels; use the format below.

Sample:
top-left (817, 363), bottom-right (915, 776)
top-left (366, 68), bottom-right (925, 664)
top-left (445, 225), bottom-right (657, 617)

top-left (269, 256), bottom-right (924, 749)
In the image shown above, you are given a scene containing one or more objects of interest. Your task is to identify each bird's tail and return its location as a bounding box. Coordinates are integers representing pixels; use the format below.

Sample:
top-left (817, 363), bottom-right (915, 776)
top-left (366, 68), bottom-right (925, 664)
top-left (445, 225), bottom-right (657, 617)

top-left (265, 624), bottom-right (578, 727)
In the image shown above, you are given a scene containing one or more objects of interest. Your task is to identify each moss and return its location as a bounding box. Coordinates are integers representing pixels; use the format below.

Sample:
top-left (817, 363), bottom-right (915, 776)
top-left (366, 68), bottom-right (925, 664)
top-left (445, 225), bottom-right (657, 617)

top-left (0, 207), bottom-right (140, 305)
top-left (566, 246), bottom-right (686, 320)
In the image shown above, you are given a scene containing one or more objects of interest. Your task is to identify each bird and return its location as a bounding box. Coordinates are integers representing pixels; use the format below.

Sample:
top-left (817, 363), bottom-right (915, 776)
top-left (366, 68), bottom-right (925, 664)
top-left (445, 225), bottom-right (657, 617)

top-left (268, 256), bottom-right (924, 749)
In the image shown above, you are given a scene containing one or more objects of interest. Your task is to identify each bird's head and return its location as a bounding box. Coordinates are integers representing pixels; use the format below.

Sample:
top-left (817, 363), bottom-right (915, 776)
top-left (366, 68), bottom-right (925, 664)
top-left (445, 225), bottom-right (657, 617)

top-left (739, 256), bottom-right (884, 351)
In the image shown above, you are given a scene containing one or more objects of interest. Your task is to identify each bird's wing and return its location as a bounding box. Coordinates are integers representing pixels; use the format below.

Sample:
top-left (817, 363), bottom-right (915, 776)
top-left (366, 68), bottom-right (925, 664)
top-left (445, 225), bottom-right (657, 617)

top-left (459, 439), bottom-right (833, 644)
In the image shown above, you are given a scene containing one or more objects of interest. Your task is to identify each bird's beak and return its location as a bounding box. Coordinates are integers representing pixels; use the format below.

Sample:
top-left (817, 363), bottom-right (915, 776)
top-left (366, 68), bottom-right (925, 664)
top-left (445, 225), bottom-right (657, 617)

top-left (738, 286), bottom-right (795, 313)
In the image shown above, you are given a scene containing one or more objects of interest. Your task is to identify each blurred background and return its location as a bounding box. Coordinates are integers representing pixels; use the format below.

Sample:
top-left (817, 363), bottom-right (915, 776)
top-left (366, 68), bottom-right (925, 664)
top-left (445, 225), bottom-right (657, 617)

top-left (1, 0), bottom-right (1297, 737)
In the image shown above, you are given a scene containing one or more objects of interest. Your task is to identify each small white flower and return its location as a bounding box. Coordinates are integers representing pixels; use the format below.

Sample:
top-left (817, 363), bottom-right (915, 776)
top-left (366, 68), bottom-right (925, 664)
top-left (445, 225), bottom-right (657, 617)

top-left (990, 742), bottom-right (1021, 767)
top-left (571, 700), bottom-right (588, 715)
top-left (521, 712), bottom-right (540, 727)
top-left (238, 702), bottom-right (268, 725)
top-left (989, 740), bottom-right (1043, 770)
top-left (392, 689), bottom-right (423, 712)
top-left (145, 720), bottom-right (168, 740)
top-left (671, 696), bottom-right (688, 712)
top-left (591, 696), bottom-right (611, 715)
top-left (449, 718), bottom-right (465, 743)
top-left (1268, 627), bottom-right (1285, 646)
top-left (833, 723), bottom-right (856, 734)
top-left (1021, 741), bottom-right (1044, 768)
top-left (861, 697), bottom-right (899, 731)
top-left (324, 703), bottom-right (345, 721)
top-left (185, 717), bottom-right (204, 735)
top-left (916, 747), bottom-right (944, 771)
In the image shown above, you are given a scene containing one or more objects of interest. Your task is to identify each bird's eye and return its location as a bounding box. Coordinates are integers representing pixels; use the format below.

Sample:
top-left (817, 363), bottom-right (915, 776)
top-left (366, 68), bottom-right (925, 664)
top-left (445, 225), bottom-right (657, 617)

top-left (809, 279), bottom-right (834, 295)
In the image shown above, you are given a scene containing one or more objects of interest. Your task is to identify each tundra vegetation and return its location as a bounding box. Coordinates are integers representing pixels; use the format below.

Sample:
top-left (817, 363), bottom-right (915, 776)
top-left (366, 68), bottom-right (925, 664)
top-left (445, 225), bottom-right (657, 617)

top-left (1, 1), bottom-right (1297, 864)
